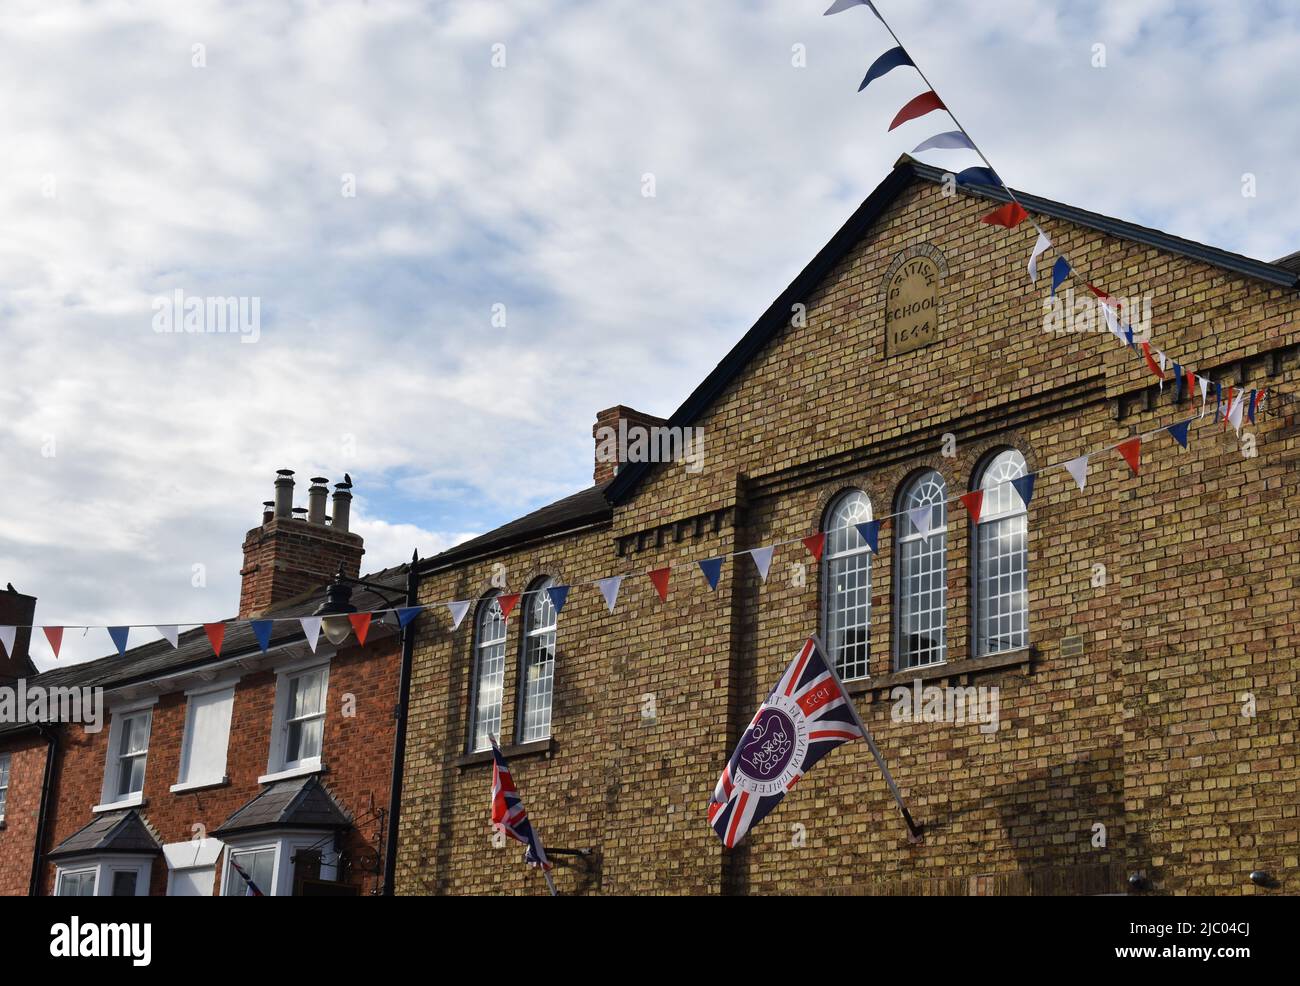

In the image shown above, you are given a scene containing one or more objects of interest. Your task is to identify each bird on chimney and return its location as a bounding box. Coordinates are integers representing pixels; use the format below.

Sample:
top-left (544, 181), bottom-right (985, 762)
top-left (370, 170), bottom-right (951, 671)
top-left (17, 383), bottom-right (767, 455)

top-left (5, 582), bottom-right (14, 592)
top-left (343, 473), bottom-right (353, 486)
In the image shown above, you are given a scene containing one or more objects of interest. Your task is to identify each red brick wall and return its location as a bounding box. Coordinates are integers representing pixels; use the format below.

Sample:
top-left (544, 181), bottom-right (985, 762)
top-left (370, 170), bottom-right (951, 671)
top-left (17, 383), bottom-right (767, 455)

top-left (238, 518), bottom-right (364, 618)
top-left (39, 635), bottom-right (399, 896)
top-left (0, 733), bottom-right (50, 896)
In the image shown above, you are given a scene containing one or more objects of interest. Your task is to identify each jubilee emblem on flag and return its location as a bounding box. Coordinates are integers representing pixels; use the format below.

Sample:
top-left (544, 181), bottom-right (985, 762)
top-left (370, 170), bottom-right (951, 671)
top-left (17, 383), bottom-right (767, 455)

top-left (708, 637), bottom-right (865, 848)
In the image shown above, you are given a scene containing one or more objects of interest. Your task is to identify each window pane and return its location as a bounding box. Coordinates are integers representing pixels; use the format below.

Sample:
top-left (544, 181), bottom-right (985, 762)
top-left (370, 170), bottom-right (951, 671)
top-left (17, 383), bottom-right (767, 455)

top-left (111, 870), bottom-right (138, 896)
top-left (179, 688), bottom-right (234, 786)
top-left (897, 472), bottom-right (947, 669)
top-left (821, 491), bottom-right (873, 680)
top-left (471, 596), bottom-right (508, 752)
top-left (520, 579), bottom-right (557, 742)
top-left (59, 871), bottom-right (96, 896)
top-left (975, 451), bottom-right (1029, 656)
top-left (226, 848), bottom-right (275, 896)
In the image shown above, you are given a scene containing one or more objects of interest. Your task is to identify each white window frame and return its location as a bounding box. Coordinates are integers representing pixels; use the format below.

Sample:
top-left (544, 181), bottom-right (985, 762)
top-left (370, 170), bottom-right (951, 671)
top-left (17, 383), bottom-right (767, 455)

top-left (95, 697), bottom-right (158, 812)
top-left (469, 593), bottom-right (507, 753)
top-left (0, 751), bottom-right (10, 824)
top-left (172, 678), bottom-right (238, 793)
top-left (895, 470), bottom-right (949, 671)
top-left (219, 833), bottom-right (339, 897)
top-left (163, 837), bottom-right (225, 896)
top-left (820, 489), bottom-right (874, 681)
top-left (973, 449), bottom-right (1030, 657)
top-left (262, 658), bottom-right (330, 784)
top-left (55, 855), bottom-right (153, 896)
top-left (517, 578), bottom-right (557, 743)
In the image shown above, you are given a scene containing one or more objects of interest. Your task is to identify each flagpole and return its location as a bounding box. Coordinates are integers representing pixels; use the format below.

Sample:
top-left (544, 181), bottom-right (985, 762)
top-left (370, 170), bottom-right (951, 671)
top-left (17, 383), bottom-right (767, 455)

top-left (812, 635), bottom-right (924, 843)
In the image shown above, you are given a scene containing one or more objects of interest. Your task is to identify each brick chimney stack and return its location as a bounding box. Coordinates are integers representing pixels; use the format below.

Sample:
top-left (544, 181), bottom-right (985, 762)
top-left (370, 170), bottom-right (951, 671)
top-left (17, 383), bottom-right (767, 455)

top-left (592, 405), bottom-right (667, 485)
top-left (0, 584), bottom-right (37, 681)
top-left (238, 469), bottom-right (365, 618)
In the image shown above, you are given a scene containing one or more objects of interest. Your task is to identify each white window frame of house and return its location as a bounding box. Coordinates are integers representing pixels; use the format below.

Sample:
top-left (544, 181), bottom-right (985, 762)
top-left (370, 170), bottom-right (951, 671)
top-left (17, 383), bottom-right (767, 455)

top-left (261, 658), bottom-right (331, 784)
top-left (517, 578), bottom-right (558, 743)
top-left (172, 678), bottom-right (238, 793)
top-left (973, 449), bottom-right (1031, 657)
top-left (163, 838), bottom-right (225, 896)
top-left (0, 751), bottom-right (10, 824)
top-left (820, 489), bottom-right (874, 681)
top-left (219, 833), bottom-right (339, 897)
top-left (54, 855), bottom-right (153, 896)
top-left (895, 470), bottom-right (949, 671)
top-left (94, 698), bottom-right (158, 812)
top-left (469, 592), bottom-right (507, 753)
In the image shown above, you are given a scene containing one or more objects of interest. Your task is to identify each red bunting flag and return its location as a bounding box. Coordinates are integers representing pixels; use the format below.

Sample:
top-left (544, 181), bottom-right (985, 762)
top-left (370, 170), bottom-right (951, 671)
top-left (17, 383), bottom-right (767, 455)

top-left (349, 613), bottom-right (372, 647)
top-left (980, 202), bottom-right (1029, 228)
top-left (1117, 437), bottom-right (1142, 476)
top-left (1141, 342), bottom-right (1165, 380)
top-left (648, 568), bottom-right (671, 602)
top-left (44, 626), bottom-right (64, 659)
top-left (204, 622), bottom-right (226, 657)
top-left (497, 593), bottom-right (521, 620)
top-left (802, 533), bottom-right (826, 562)
top-left (959, 490), bottom-right (985, 524)
top-left (888, 91), bottom-right (945, 131)
top-left (1221, 387), bottom-right (1235, 429)
top-left (1086, 282), bottom-right (1110, 300)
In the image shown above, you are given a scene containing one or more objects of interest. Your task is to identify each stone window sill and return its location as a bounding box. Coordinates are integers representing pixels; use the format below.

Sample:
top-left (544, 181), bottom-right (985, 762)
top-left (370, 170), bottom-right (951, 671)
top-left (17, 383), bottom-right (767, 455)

top-left (845, 647), bottom-right (1036, 698)
top-left (456, 737), bottom-right (555, 770)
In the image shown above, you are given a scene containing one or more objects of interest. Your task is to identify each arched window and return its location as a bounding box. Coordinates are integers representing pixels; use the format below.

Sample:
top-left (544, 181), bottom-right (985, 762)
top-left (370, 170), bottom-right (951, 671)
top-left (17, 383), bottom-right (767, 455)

top-left (896, 470), bottom-right (948, 670)
top-left (469, 592), bottom-right (507, 752)
top-left (518, 577), bottom-right (558, 742)
top-left (974, 449), bottom-right (1029, 656)
top-left (821, 490), bottom-right (873, 680)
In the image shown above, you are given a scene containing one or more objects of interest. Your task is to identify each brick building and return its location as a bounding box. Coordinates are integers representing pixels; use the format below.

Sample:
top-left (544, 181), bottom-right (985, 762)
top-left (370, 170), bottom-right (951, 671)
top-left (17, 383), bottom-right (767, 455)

top-left (391, 156), bottom-right (1300, 895)
top-left (0, 473), bottom-right (409, 896)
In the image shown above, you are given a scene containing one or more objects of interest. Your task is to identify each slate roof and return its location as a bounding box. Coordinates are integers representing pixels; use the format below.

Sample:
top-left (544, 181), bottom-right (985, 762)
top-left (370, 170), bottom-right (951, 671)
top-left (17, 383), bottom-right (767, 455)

top-left (48, 809), bottom-right (162, 860)
top-left (213, 775), bottom-right (352, 836)
top-left (1275, 251), bottom-right (1300, 275)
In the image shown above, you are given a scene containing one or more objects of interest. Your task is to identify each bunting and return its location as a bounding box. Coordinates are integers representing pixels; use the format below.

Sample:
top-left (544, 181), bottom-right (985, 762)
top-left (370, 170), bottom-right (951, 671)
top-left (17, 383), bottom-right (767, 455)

top-left (912, 130), bottom-right (975, 154)
top-left (824, 0), bottom-right (882, 19)
top-left (44, 626), bottom-right (63, 659)
top-left (1051, 257), bottom-right (1071, 298)
top-left (1117, 437), bottom-right (1142, 476)
top-left (300, 616), bottom-right (322, 652)
top-left (1064, 455), bottom-right (1089, 492)
top-left (597, 576), bottom-right (624, 613)
top-left (888, 91), bottom-right (945, 131)
top-left (859, 46), bottom-right (913, 91)
top-left (251, 620), bottom-right (274, 653)
top-left (497, 593), bottom-right (521, 620)
top-left (0, 626), bottom-right (14, 659)
top-left (648, 568), bottom-right (671, 603)
top-left (802, 533), bottom-right (826, 562)
top-left (1011, 474), bottom-right (1036, 507)
top-left (1167, 420), bottom-right (1191, 449)
top-left (748, 547), bottom-right (775, 582)
top-left (698, 557), bottom-right (724, 591)
top-left (108, 626), bottom-right (130, 656)
top-left (854, 520), bottom-right (880, 553)
top-left (546, 585), bottom-right (570, 615)
top-left (157, 625), bottom-right (180, 649)
top-left (446, 601), bottom-right (471, 630)
top-left (1027, 231), bottom-right (1051, 283)
top-left (959, 490), bottom-right (984, 524)
top-left (204, 622), bottom-right (226, 658)
top-left (908, 506), bottom-right (932, 538)
top-left (398, 607), bottom-right (423, 629)
top-left (981, 202), bottom-right (1029, 228)
top-left (349, 613), bottom-right (372, 647)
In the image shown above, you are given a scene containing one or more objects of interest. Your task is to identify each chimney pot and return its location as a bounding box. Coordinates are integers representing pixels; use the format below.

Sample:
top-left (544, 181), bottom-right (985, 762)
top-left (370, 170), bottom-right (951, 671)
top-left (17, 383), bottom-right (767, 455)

top-left (331, 482), bottom-right (353, 533)
top-left (273, 469), bottom-right (295, 518)
top-left (307, 477), bottom-right (329, 524)
top-left (262, 501), bottom-right (275, 524)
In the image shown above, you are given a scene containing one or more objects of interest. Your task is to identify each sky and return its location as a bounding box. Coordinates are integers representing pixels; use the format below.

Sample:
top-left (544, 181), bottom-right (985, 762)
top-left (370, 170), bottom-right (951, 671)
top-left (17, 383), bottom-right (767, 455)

top-left (1, 0), bottom-right (1298, 667)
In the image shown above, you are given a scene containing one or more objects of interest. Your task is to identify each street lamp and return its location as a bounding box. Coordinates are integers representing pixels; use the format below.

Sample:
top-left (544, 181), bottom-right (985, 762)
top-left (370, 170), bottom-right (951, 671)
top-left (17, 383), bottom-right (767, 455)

top-left (312, 564), bottom-right (404, 647)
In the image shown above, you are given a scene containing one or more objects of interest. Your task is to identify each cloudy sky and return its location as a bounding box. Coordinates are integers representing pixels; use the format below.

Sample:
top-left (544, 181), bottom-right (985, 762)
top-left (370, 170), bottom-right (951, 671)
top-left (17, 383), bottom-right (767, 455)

top-left (2, 0), bottom-right (1297, 666)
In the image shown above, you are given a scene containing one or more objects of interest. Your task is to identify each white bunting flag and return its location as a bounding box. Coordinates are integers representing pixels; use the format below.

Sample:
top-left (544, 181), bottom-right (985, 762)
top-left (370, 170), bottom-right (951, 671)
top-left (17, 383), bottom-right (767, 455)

top-left (748, 546), bottom-right (775, 582)
top-left (908, 506), bottom-right (933, 538)
top-left (299, 616), bottom-right (322, 652)
top-left (1102, 303), bottom-right (1123, 343)
top-left (1228, 391), bottom-right (1246, 433)
top-left (1064, 455), bottom-right (1089, 492)
top-left (1199, 377), bottom-right (1210, 417)
top-left (1027, 231), bottom-right (1051, 283)
top-left (155, 625), bottom-right (180, 648)
top-left (597, 576), bottom-right (624, 613)
top-left (1158, 352), bottom-right (1167, 391)
top-left (0, 626), bottom-right (14, 658)
top-left (446, 600), bottom-right (471, 631)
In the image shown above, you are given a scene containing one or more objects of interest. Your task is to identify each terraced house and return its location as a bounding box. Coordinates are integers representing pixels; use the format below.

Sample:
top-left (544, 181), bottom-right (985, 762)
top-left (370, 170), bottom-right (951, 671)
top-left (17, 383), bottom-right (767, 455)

top-left (391, 155), bottom-right (1300, 896)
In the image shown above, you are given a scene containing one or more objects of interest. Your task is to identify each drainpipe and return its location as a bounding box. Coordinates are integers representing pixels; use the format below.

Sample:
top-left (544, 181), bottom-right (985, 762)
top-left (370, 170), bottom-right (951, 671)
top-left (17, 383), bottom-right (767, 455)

top-left (381, 549), bottom-right (420, 896)
top-left (29, 724), bottom-right (59, 897)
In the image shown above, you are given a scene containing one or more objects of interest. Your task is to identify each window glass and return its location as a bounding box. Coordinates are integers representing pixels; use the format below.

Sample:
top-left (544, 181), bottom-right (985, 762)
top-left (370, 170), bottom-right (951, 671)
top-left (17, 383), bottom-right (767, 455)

top-left (821, 490), bottom-right (873, 680)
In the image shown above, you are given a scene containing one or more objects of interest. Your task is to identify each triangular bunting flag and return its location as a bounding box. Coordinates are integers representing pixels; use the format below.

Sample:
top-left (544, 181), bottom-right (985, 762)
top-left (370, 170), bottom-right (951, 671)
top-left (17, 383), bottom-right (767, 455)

top-left (955, 166), bottom-right (1000, 187)
top-left (445, 601), bottom-right (470, 630)
top-left (203, 622), bottom-right (225, 657)
top-left (1086, 282), bottom-right (1110, 301)
top-left (156, 625), bottom-right (179, 648)
top-left (1117, 437), bottom-right (1142, 476)
top-left (1028, 231), bottom-right (1051, 282)
top-left (824, 0), bottom-right (882, 19)
top-left (597, 576), bottom-right (623, 613)
top-left (1167, 420), bottom-right (1191, 449)
top-left (1249, 388), bottom-right (1264, 424)
top-left (1228, 390), bottom-right (1246, 433)
top-left (1142, 342), bottom-right (1165, 380)
top-left (888, 91), bottom-right (945, 131)
top-left (108, 626), bottom-right (130, 656)
top-left (854, 521), bottom-right (880, 553)
top-left (497, 593), bottom-right (521, 620)
top-left (802, 533), bottom-right (826, 562)
top-left (251, 620), bottom-right (274, 653)
top-left (44, 626), bottom-right (64, 659)
top-left (546, 585), bottom-right (570, 615)
top-left (300, 616), bottom-right (322, 652)
top-left (1011, 474), bottom-right (1036, 507)
top-left (859, 46), bottom-right (913, 91)
top-left (398, 607), bottom-right (422, 629)
top-left (648, 568), bottom-right (670, 603)
top-left (349, 613), bottom-right (372, 647)
top-left (749, 546), bottom-right (775, 582)
top-left (1064, 455), bottom-right (1089, 492)
top-left (1199, 376), bottom-right (1210, 417)
top-left (698, 557), bottom-right (724, 591)
top-left (1051, 257), bottom-right (1071, 298)
top-left (981, 201), bottom-right (1029, 228)
top-left (912, 130), bottom-right (975, 154)
top-left (908, 506), bottom-right (932, 538)
top-left (959, 490), bottom-right (984, 524)
top-left (1214, 381), bottom-right (1223, 422)
top-left (0, 626), bottom-right (14, 658)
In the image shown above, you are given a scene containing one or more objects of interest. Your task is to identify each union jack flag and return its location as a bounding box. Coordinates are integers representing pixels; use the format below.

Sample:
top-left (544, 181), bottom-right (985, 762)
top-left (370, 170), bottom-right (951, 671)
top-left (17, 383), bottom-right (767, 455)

top-left (708, 636), bottom-right (864, 848)
top-left (228, 855), bottom-right (265, 896)
top-left (490, 737), bottom-right (552, 871)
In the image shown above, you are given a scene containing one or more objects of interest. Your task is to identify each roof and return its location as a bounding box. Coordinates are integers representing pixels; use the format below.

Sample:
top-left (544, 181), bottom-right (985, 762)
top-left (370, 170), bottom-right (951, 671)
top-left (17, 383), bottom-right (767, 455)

top-left (605, 155), bottom-right (1300, 505)
top-left (48, 809), bottom-right (162, 860)
top-left (1275, 251), bottom-right (1300, 275)
top-left (213, 774), bottom-right (352, 837)
top-left (418, 482), bottom-right (611, 572)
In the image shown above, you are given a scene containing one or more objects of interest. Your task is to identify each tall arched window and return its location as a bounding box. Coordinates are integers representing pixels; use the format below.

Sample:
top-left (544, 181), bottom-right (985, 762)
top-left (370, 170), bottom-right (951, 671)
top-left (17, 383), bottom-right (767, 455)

top-left (469, 592), bottom-right (507, 752)
top-left (896, 470), bottom-right (948, 670)
top-left (974, 449), bottom-right (1029, 656)
top-left (518, 577), bottom-right (558, 742)
top-left (821, 490), bottom-right (873, 680)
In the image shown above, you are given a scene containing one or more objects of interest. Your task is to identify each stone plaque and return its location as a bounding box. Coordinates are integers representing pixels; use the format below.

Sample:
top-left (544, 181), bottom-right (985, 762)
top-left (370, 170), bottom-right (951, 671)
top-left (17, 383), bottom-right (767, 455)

top-left (884, 246), bottom-right (946, 356)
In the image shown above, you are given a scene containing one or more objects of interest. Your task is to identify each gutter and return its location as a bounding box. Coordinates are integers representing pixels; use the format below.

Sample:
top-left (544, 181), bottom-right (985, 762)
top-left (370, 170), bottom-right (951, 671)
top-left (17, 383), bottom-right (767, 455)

top-left (29, 723), bottom-right (59, 897)
top-left (382, 550), bottom-right (420, 895)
